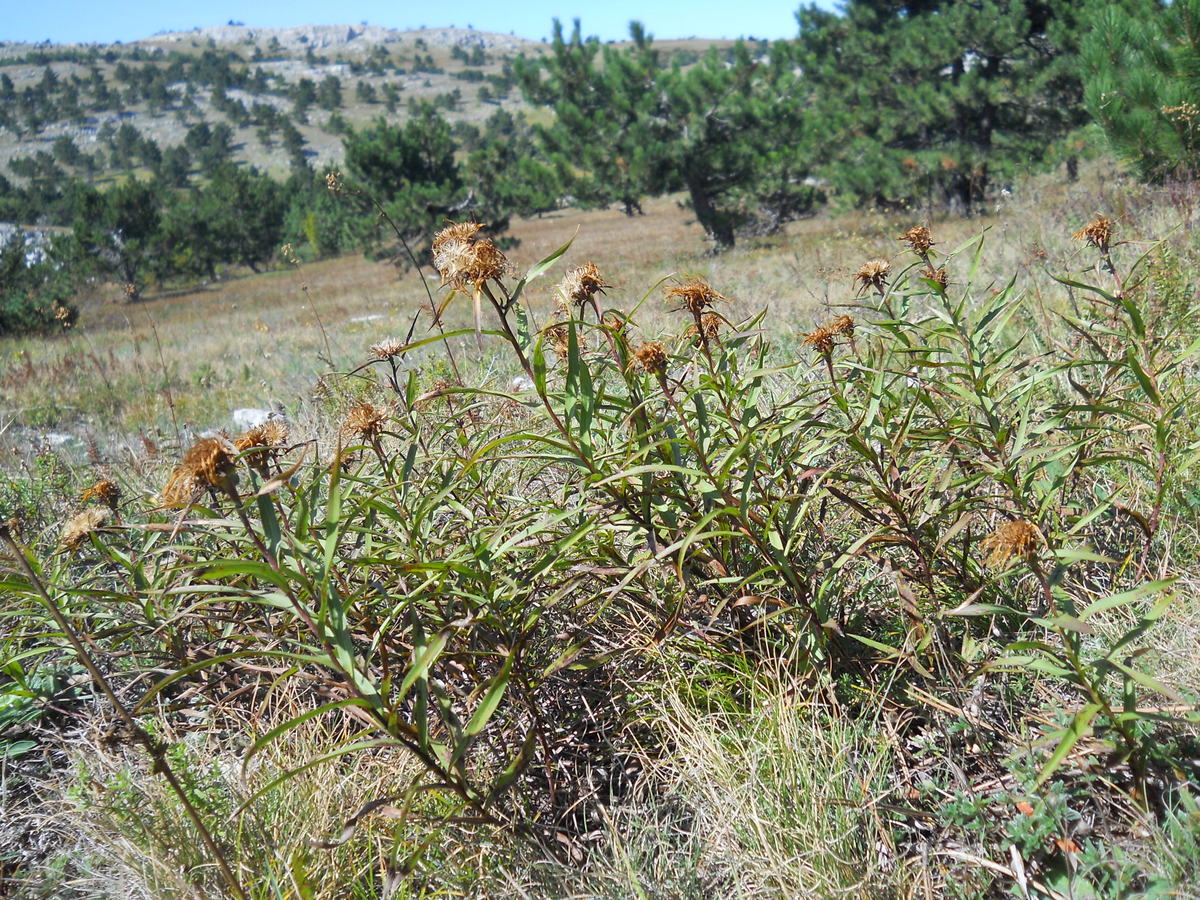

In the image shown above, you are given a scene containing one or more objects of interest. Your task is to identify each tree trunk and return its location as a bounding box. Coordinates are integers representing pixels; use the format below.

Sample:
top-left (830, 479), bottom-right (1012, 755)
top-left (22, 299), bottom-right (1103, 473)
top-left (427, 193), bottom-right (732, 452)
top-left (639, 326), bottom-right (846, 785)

top-left (685, 172), bottom-right (734, 250)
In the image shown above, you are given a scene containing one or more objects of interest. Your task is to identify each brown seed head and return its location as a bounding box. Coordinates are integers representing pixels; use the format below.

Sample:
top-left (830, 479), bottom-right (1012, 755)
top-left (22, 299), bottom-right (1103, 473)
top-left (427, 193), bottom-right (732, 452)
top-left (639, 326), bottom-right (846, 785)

top-left (634, 341), bottom-right (668, 375)
top-left (899, 225), bottom-right (934, 255)
top-left (980, 519), bottom-right (1044, 569)
top-left (558, 262), bottom-right (613, 306)
top-left (686, 312), bottom-right (724, 345)
top-left (369, 337), bottom-right (407, 360)
top-left (325, 170), bottom-right (344, 195)
top-left (603, 310), bottom-right (629, 335)
top-left (665, 278), bottom-right (726, 315)
top-left (432, 221), bottom-right (509, 291)
top-left (81, 479), bottom-right (121, 510)
top-left (235, 420), bottom-right (290, 466)
top-left (921, 265), bottom-right (948, 288)
top-left (179, 437), bottom-right (238, 492)
top-left (544, 322), bottom-right (571, 358)
top-left (342, 401), bottom-right (387, 443)
top-left (2, 517), bottom-right (21, 543)
top-left (830, 314), bottom-right (855, 338)
top-left (60, 507), bottom-right (108, 552)
top-left (1073, 215), bottom-right (1115, 253)
top-left (853, 259), bottom-right (891, 294)
top-left (802, 325), bottom-right (836, 356)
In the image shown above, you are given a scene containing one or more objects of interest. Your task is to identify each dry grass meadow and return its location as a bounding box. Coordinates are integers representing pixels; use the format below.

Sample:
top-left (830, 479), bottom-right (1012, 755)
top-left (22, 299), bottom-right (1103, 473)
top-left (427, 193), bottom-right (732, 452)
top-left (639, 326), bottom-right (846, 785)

top-left (4, 156), bottom-right (1200, 899)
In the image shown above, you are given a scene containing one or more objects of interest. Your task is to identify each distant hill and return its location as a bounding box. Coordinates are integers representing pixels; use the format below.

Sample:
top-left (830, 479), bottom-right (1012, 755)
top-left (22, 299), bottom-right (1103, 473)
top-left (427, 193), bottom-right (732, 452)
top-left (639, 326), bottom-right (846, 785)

top-left (0, 26), bottom-right (551, 181)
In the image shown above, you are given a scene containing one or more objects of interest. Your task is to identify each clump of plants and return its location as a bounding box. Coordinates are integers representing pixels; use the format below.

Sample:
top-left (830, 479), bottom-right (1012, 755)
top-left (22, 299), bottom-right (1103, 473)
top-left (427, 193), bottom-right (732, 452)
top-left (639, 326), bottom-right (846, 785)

top-left (3, 207), bottom-right (1199, 897)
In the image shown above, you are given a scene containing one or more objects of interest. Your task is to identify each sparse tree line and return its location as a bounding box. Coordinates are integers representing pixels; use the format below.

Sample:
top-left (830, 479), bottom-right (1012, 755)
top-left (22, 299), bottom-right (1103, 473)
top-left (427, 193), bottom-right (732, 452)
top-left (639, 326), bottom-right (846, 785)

top-left (2, 0), bottom-right (1196, 335)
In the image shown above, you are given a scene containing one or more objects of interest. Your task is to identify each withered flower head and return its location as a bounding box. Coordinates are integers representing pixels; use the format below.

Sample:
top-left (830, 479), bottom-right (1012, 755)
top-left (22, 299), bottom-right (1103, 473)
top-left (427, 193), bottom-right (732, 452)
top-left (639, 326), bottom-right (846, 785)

top-left (558, 262), bottom-right (613, 306)
top-left (686, 312), bottom-right (724, 345)
top-left (2, 517), bottom-right (22, 543)
top-left (81, 479), bottom-right (121, 510)
top-left (921, 265), bottom-right (948, 288)
top-left (432, 221), bottom-right (509, 291)
top-left (234, 420), bottom-right (290, 466)
top-left (634, 341), bottom-right (669, 375)
top-left (665, 278), bottom-right (727, 315)
top-left (325, 170), bottom-right (344, 195)
top-left (802, 325), bottom-right (836, 356)
top-left (178, 437), bottom-right (238, 492)
top-left (341, 401), bottom-right (387, 443)
top-left (803, 314), bottom-right (855, 355)
top-left (543, 322), bottom-right (571, 358)
top-left (60, 508), bottom-right (108, 551)
top-left (899, 225), bottom-right (934, 255)
top-left (1073, 215), bottom-right (1115, 253)
top-left (980, 519), bottom-right (1044, 569)
top-left (853, 259), bottom-right (891, 295)
top-left (603, 311), bottom-right (629, 335)
top-left (369, 337), bottom-right (406, 360)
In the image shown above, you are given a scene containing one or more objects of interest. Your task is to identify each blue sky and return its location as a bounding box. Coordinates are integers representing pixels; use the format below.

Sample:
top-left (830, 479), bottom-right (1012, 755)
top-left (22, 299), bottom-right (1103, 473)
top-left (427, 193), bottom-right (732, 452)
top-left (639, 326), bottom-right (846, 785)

top-left (9, 2), bottom-right (834, 47)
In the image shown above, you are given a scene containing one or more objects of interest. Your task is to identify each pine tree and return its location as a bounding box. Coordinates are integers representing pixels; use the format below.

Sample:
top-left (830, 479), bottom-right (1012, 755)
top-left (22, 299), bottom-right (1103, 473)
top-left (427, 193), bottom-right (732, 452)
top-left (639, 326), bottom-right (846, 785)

top-left (1081, 0), bottom-right (1199, 180)
top-left (794, 0), bottom-right (1088, 211)
top-left (517, 20), bottom-right (815, 249)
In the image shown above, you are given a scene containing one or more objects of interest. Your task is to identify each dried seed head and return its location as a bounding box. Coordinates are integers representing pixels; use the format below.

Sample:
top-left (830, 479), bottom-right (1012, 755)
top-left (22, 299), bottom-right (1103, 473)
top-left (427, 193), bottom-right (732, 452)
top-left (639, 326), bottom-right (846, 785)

top-left (178, 437), bottom-right (238, 492)
top-left (369, 337), bottom-right (406, 360)
top-left (634, 341), bottom-right (669, 375)
top-left (325, 170), bottom-right (344, 195)
top-left (235, 420), bottom-right (291, 466)
top-left (921, 265), bottom-right (948, 288)
top-left (899, 225), bottom-right (934, 255)
top-left (603, 311), bottom-right (629, 335)
top-left (665, 278), bottom-right (726, 315)
top-left (686, 312), bottom-right (724, 345)
top-left (853, 259), bottom-right (891, 294)
top-left (980, 520), bottom-right (1044, 569)
top-left (544, 322), bottom-right (571, 358)
top-left (81, 479), bottom-right (121, 511)
top-left (341, 401), bottom-right (387, 443)
top-left (2, 517), bottom-right (22, 543)
top-left (60, 508), bottom-right (108, 552)
top-left (558, 262), bottom-right (613, 306)
top-left (432, 221), bottom-right (509, 291)
top-left (803, 314), bottom-right (855, 356)
top-left (280, 243), bottom-right (300, 265)
top-left (162, 469), bottom-right (202, 506)
top-left (1073, 215), bottom-right (1115, 253)
top-left (802, 325), bottom-right (836, 356)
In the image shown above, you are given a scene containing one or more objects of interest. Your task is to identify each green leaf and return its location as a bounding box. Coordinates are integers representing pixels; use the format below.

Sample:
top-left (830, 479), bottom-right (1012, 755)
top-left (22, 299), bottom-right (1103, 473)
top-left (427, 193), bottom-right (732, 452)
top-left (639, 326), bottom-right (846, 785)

top-left (1037, 702), bottom-right (1102, 787)
top-left (464, 656), bottom-right (513, 740)
top-left (509, 234), bottom-right (575, 306)
top-left (396, 629), bottom-right (450, 703)
top-left (1078, 579), bottom-right (1177, 621)
top-left (1125, 348), bottom-right (1160, 405)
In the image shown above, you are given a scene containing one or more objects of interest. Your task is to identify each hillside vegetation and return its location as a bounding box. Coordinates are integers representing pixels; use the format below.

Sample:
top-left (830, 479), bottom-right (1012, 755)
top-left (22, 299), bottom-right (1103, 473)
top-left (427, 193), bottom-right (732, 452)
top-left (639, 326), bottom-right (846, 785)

top-left (3, 2), bottom-right (1200, 898)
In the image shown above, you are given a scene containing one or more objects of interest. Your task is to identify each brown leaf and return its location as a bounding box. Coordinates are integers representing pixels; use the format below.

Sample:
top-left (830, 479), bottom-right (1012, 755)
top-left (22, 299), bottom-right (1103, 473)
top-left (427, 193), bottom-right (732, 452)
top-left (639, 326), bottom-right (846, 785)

top-left (1054, 837), bottom-right (1080, 854)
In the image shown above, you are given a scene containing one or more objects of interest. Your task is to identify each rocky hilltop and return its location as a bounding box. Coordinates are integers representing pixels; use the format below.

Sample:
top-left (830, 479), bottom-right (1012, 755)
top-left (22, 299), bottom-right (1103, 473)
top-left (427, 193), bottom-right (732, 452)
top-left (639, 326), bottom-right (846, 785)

top-left (1, 25), bottom-right (538, 58)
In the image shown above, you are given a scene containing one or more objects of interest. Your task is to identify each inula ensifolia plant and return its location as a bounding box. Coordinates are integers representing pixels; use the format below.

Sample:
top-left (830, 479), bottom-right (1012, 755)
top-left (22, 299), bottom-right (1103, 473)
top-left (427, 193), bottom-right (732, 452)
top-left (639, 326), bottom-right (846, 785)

top-left (5, 201), bottom-right (1199, 892)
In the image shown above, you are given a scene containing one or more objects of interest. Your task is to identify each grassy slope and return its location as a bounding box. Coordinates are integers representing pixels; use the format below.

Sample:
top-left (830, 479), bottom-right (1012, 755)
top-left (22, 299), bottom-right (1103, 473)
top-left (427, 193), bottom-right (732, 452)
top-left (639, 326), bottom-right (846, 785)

top-left (3, 154), bottom-right (1200, 898)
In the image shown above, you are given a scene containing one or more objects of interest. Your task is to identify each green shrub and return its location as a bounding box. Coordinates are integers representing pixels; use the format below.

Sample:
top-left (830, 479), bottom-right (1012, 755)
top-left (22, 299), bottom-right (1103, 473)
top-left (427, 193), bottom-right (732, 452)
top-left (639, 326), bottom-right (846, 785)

top-left (3, 212), bottom-right (1199, 897)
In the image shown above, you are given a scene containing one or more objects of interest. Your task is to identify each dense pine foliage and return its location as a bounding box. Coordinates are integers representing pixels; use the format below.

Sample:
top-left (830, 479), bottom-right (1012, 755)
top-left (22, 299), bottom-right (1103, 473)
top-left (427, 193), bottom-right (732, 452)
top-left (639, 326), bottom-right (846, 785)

top-left (0, 2), bottom-right (1191, 334)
